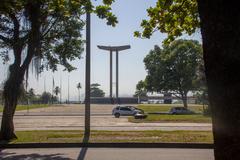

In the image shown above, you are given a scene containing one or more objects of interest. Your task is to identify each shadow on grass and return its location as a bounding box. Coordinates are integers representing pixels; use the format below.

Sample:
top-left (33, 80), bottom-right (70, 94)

top-left (77, 132), bottom-right (90, 160)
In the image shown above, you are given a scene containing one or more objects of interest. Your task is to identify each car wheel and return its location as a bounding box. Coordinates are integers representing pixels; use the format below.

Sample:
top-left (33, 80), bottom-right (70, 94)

top-left (114, 113), bottom-right (120, 118)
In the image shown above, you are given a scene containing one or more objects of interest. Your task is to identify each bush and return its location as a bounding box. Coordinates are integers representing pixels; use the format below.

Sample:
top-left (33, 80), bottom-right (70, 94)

top-left (203, 106), bottom-right (211, 116)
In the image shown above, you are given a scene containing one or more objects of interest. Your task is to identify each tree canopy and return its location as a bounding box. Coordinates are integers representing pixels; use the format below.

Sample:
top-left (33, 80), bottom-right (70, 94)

top-left (134, 80), bottom-right (147, 97)
top-left (0, 0), bottom-right (117, 72)
top-left (134, 0), bottom-right (199, 44)
top-left (143, 39), bottom-right (202, 107)
top-left (90, 83), bottom-right (105, 97)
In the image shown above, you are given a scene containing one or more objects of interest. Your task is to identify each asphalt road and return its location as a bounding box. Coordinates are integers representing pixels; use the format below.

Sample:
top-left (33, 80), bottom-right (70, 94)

top-left (0, 104), bottom-right (212, 131)
top-left (0, 148), bottom-right (214, 160)
top-left (0, 115), bottom-right (212, 131)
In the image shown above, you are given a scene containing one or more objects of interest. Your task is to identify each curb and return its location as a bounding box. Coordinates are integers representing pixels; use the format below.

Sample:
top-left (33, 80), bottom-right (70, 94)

top-left (0, 143), bottom-right (214, 149)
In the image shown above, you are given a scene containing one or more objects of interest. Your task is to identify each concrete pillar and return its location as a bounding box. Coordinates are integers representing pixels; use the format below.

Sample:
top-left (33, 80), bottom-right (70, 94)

top-left (116, 50), bottom-right (119, 102)
top-left (110, 50), bottom-right (112, 98)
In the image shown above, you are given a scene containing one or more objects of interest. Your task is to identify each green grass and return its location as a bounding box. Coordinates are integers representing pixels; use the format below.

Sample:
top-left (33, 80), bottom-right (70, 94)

top-left (137, 104), bottom-right (206, 113)
top-left (129, 114), bottom-right (212, 123)
top-left (2, 130), bottom-right (213, 144)
top-left (133, 104), bottom-right (211, 123)
top-left (0, 104), bottom-right (50, 112)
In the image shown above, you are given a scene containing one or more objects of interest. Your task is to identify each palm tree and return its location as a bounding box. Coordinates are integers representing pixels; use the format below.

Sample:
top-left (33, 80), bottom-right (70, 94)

top-left (54, 86), bottom-right (60, 103)
top-left (77, 83), bottom-right (82, 103)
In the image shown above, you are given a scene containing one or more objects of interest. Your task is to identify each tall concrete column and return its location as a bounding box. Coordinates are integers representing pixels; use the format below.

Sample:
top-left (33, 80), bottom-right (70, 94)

top-left (110, 50), bottom-right (113, 98)
top-left (116, 50), bottom-right (119, 101)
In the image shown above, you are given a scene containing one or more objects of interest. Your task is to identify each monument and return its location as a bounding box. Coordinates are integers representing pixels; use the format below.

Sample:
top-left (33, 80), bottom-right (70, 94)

top-left (97, 45), bottom-right (131, 104)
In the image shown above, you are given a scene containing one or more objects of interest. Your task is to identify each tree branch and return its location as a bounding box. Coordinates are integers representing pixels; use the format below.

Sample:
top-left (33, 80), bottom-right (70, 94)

top-left (170, 0), bottom-right (187, 12)
top-left (0, 34), bottom-right (11, 44)
top-left (8, 13), bottom-right (20, 40)
top-left (41, 17), bottom-right (59, 39)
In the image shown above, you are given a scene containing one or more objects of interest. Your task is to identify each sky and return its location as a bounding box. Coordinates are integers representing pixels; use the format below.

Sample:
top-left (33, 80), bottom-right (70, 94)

top-left (0, 0), bottom-right (201, 101)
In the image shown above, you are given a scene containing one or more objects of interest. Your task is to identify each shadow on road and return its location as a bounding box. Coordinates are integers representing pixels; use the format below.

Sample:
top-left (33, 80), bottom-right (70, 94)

top-left (77, 132), bottom-right (90, 160)
top-left (0, 150), bottom-right (71, 160)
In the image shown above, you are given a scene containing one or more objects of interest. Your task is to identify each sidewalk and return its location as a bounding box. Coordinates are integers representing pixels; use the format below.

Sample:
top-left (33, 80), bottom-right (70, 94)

top-left (0, 148), bottom-right (214, 160)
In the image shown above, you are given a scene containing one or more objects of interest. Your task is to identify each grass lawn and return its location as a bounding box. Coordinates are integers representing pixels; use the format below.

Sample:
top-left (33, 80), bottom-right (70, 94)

top-left (0, 104), bottom-right (50, 112)
top-left (132, 104), bottom-right (211, 123)
top-left (137, 104), bottom-right (206, 113)
top-left (129, 114), bottom-right (212, 123)
top-left (1, 130), bottom-right (213, 144)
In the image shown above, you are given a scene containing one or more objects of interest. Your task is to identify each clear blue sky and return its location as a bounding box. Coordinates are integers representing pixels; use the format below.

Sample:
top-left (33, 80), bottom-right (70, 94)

top-left (0, 0), bottom-right (200, 101)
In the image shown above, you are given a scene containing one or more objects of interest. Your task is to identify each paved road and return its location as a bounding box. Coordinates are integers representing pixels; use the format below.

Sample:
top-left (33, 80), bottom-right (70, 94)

top-left (0, 148), bottom-right (214, 160)
top-left (0, 115), bottom-right (212, 131)
top-left (0, 104), bottom-right (212, 131)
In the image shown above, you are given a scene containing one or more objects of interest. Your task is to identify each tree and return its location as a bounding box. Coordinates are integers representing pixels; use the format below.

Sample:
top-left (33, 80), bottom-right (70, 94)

top-left (40, 92), bottom-right (52, 104)
top-left (134, 0), bottom-right (199, 44)
top-left (193, 60), bottom-right (209, 109)
top-left (28, 88), bottom-right (35, 99)
top-left (77, 82), bottom-right (82, 103)
top-left (90, 83), bottom-right (105, 97)
top-left (53, 86), bottom-right (60, 103)
top-left (144, 40), bottom-right (202, 108)
top-left (0, 0), bottom-right (117, 140)
top-left (134, 80), bottom-right (147, 97)
top-left (136, 0), bottom-right (240, 159)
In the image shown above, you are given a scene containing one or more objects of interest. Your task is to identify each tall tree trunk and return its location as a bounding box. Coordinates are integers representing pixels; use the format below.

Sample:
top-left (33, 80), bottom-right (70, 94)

top-left (0, 65), bottom-right (24, 140)
top-left (181, 92), bottom-right (188, 108)
top-left (182, 96), bottom-right (188, 108)
top-left (198, 0), bottom-right (240, 159)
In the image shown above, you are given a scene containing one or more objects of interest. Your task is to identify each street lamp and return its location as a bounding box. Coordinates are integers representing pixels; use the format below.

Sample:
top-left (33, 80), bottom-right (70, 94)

top-left (85, 11), bottom-right (91, 136)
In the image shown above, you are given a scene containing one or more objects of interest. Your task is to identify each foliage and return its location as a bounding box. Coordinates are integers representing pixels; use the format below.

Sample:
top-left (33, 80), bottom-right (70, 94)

top-left (40, 92), bottom-right (51, 104)
top-left (54, 86), bottom-right (60, 96)
top-left (134, 0), bottom-right (199, 44)
top-left (143, 39), bottom-right (202, 107)
top-left (0, 0), bottom-right (117, 72)
top-left (134, 80), bottom-right (147, 97)
top-left (193, 59), bottom-right (209, 105)
top-left (77, 82), bottom-right (82, 90)
top-left (90, 83), bottom-right (105, 97)
top-left (0, 0), bottom-right (118, 140)
top-left (28, 88), bottom-right (35, 99)
top-left (203, 106), bottom-right (211, 116)
top-left (194, 89), bottom-right (208, 105)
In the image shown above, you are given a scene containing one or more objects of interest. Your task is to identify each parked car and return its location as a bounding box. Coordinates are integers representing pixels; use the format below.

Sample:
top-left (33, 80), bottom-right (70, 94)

top-left (134, 113), bottom-right (148, 119)
top-left (169, 107), bottom-right (194, 115)
top-left (112, 105), bottom-right (144, 118)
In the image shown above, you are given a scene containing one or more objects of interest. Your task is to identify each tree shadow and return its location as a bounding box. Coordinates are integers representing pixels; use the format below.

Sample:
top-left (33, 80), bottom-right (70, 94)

top-left (0, 150), bottom-right (72, 160)
top-left (77, 132), bottom-right (90, 160)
